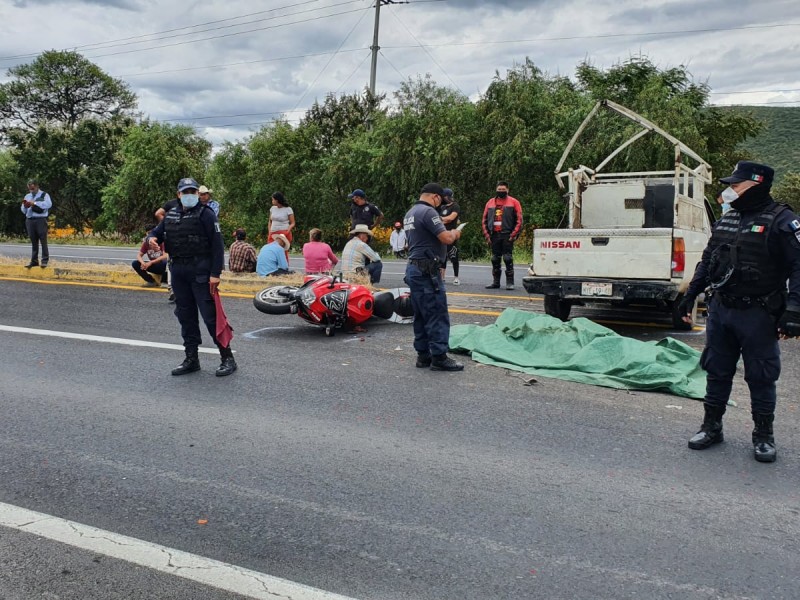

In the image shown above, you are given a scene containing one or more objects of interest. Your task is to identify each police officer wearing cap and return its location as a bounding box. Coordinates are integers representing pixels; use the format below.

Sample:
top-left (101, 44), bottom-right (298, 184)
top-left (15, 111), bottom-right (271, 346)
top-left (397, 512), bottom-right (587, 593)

top-left (679, 161), bottom-right (800, 462)
top-left (148, 178), bottom-right (237, 377)
top-left (404, 182), bottom-right (464, 371)
top-left (348, 189), bottom-right (383, 230)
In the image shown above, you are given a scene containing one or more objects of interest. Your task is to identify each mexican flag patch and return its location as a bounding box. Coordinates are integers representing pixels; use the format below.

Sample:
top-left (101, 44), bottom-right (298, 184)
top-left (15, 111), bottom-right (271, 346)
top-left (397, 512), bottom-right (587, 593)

top-left (751, 225), bottom-right (765, 233)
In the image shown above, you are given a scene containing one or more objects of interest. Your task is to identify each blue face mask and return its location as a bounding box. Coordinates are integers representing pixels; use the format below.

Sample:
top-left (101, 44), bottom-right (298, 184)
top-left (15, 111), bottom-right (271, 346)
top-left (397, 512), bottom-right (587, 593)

top-left (180, 194), bottom-right (199, 208)
top-left (721, 202), bottom-right (732, 214)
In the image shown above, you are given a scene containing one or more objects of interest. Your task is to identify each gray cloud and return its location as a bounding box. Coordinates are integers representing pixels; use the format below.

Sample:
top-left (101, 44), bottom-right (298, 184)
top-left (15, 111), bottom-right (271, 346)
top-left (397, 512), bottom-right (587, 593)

top-left (0, 0), bottom-right (797, 148)
top-left (12, 0), bottom-right (141, 8)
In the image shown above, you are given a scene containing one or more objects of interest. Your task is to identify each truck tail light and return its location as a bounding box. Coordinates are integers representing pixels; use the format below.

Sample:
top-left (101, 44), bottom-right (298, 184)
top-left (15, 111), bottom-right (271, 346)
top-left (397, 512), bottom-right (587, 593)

top-left (671, 237), bottom-right (685, 278)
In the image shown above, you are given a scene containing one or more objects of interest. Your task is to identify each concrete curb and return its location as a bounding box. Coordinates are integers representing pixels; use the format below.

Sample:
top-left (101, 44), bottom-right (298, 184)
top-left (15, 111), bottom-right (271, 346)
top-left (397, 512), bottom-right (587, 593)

top-left (0, 264), bottom-right (268, 295)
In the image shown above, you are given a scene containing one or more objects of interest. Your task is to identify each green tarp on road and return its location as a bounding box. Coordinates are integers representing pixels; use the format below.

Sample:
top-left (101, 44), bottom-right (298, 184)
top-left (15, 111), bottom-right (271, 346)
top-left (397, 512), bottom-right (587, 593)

top-left (450, 308), bottom-right (706, 399)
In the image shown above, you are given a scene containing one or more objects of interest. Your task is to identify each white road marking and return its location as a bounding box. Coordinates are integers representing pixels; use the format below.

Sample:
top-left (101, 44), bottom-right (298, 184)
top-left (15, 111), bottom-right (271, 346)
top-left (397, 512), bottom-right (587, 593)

top-left (0, 501), bottom-right (358, 600)
top-left (0, 325), bottom-right (220, 354)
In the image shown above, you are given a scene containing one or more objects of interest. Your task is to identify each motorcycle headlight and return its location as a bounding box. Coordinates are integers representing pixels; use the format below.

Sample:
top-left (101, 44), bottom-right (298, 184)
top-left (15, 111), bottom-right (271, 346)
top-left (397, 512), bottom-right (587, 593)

top-left (301, 288), bottom-right (316, 306)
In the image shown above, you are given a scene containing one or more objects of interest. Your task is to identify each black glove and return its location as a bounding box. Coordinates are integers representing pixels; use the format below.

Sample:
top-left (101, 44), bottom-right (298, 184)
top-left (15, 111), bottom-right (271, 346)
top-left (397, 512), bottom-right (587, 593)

top-left (777, 305), bottom-right (800, 337)
top-left (677, 296), bottom-right (695, 317)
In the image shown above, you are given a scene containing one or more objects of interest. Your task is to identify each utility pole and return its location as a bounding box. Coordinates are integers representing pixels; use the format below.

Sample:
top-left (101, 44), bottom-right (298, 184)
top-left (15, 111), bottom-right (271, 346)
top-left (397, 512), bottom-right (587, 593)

top-left (369, 0), bottom-right (396, 96)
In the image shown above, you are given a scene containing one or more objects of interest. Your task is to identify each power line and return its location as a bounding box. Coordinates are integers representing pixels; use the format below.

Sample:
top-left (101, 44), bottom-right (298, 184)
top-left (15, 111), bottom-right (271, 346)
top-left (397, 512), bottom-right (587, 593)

top-left (381, 21), bottom-right (800, 50)
top-left (0, 0), bottom-right (327, 60)
top-left (46, 5), bottom-right (369, 61)
top-left (117, 48), bottom-right (367, 78)
top-left (378, 49), bottom-right (407, 81)
top-left (335, 51), bottom-right (373, 93)
top-left (385, 5), bottom-right (464, 95)
top-left (292, 7), bottom-right (371, 109)
top-left (85, 0), bottom-right (362, 56)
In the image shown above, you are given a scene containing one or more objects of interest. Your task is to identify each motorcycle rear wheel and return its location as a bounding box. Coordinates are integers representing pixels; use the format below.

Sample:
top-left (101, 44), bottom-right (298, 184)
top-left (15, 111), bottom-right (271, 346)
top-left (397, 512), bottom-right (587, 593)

top-left (253, 286), bottom-right (298, 315)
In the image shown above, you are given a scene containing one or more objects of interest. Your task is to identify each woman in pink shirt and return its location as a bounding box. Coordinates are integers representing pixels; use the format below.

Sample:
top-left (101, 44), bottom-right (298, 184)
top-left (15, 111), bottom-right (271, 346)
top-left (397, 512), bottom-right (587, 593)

top-left (303, 228), bottom-right (339, 274)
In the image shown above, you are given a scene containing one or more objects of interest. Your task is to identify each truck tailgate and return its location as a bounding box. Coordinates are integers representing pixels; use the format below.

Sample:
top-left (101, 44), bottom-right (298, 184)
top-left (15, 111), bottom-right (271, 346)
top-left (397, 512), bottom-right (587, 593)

top-left (532, 228), bottom-right (673, 279)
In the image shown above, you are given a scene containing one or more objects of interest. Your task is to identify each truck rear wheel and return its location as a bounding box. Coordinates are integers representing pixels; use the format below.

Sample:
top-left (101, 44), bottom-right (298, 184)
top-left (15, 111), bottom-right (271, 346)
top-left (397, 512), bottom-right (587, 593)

top-left (670, 295), bottom-right (694, 331)
top-left (544, 295), bottom-right (572, 321)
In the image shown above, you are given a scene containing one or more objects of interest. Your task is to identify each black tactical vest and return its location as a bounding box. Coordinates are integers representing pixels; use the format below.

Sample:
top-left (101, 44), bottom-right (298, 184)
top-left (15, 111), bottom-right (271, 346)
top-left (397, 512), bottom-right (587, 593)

top-left (163, 205), bottom-right (211, 259)
top-left (708, 202), bottom-right (789, 297)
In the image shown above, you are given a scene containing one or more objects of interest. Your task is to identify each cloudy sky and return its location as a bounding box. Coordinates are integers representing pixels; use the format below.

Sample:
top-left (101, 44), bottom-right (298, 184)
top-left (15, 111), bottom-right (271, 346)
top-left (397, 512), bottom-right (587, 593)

top-left (1, 0), bottom-right (798, 147)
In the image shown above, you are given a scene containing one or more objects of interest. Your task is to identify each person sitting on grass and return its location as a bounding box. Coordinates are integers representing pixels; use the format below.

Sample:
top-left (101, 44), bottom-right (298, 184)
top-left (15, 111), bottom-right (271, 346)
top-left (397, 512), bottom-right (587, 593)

top-left (256, 234), bottom-right (293, 277)
top-left (303, 228), bottom-right (339, 274)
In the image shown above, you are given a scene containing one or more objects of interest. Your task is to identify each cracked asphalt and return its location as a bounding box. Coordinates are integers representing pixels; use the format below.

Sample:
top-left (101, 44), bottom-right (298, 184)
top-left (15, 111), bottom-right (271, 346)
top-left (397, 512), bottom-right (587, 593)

top-left (1, 279), bottom-right (800, 599)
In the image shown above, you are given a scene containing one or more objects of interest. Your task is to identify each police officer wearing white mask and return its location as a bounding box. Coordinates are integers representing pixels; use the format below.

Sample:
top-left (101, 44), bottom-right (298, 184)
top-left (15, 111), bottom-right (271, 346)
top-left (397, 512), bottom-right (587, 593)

top-left (678, 161), bottom-right (800, 462)
top-left (148, 178), bottom-right (237, 377)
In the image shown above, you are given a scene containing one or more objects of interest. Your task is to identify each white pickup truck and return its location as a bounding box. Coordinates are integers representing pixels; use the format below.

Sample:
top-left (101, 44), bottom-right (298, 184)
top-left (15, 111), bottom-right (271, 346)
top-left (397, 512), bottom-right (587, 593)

top-left (523, 100), bottom-right (715, 330)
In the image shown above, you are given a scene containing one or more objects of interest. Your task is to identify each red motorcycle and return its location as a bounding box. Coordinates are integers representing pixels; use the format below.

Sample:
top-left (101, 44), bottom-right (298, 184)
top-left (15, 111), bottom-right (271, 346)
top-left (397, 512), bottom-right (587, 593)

top-left (254, 273), bottom-right (413, 336)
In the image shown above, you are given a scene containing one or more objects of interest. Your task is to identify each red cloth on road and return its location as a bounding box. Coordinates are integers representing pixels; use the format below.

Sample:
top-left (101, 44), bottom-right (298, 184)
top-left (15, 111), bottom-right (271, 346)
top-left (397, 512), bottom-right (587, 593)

top-left (213, 290), bottom-right (234, 348)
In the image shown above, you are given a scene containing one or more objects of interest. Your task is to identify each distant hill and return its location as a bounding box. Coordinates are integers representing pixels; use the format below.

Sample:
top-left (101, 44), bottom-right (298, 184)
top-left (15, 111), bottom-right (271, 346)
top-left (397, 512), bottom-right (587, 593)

top-left (728, 106), bottom-right (800, 182)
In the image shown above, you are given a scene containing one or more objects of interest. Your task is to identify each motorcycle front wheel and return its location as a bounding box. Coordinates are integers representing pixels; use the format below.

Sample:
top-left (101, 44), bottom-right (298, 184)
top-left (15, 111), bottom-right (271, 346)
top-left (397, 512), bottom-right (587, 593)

top-left (253, 286), bottom-right (298, 315)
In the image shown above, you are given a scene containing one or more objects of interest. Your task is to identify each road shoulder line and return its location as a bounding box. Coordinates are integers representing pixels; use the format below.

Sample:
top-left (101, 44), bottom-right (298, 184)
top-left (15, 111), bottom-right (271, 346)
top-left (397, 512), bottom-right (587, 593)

top-left (0, 501), bottom-right (357, 600)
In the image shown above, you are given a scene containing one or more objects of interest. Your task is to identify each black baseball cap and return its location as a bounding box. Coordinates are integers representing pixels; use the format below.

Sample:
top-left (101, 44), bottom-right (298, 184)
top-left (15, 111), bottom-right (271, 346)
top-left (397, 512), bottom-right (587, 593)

top-left (719, 161), bottom-right (774, 185)
top-left (420, 182), bottom-right (445, 196)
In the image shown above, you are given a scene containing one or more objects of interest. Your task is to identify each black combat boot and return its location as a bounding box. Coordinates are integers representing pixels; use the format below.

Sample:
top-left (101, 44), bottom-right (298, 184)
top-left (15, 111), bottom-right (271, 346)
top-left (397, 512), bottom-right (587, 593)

top-left (752, 413), bottom-right (777, 463)
top-left (688, 404), bottom-right (725, 450)
top-left (172, 348), bottom-right (200, 376)
top-left (486, 268), bottom-right (501, 289)
top-left (505, 269), bottom-right (515, 291)
top-left (216, 345), bottom-right (238, 377)
top-left (430, 354), bottom-right (464, 372)
top-left (416, 353), bottom-right (432, 368)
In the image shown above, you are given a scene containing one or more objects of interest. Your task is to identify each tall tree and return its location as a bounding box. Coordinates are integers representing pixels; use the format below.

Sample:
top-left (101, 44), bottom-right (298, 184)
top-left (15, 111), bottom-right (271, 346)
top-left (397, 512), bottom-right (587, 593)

top-left (0, 50), bottom-right (137, 138)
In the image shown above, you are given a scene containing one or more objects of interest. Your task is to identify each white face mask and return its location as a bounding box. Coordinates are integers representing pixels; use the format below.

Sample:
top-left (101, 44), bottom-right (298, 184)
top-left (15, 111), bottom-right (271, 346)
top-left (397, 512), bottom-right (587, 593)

top-left (721, 202), bottom-right (732, 214)
top-left (720, 186), bottom-right (739, 203)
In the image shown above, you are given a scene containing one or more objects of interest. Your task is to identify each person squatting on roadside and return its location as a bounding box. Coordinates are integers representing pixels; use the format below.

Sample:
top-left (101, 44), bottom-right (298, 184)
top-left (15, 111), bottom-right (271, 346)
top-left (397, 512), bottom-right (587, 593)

top-left (154, 192), bottom-right (181, 303)
top-left (678, 161), bottom-right (800, 463)
top-left (21, 179), bottom-right (52, 269)
top-left (403, 182), bottom-right (464, 372)
top-left (228, 228), bottom-right (258, 273)
top-left (148, 178), bottom-right (237, 377)
top-left (132, 236), bottom-right (168, 286)
top-left (482, 181), bottom-right (523, 290)
top-left (439, 187), bottom-right (461, 285)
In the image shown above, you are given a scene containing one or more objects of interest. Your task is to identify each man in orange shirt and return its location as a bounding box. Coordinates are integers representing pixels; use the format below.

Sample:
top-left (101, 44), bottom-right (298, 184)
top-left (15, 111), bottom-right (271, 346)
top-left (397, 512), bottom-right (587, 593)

top-left (481, 181), bottom-right (523, 290)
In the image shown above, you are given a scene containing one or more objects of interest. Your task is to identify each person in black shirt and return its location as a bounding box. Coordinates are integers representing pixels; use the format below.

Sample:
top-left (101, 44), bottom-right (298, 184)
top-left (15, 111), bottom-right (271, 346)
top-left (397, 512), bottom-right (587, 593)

top-left (438, 187), bottom-right (461, 285)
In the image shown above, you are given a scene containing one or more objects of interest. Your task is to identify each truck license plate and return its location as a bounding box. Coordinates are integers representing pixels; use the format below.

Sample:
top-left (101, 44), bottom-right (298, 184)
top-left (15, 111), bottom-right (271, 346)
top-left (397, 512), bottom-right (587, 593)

top-left (581, 282), bottom-right (613, 296)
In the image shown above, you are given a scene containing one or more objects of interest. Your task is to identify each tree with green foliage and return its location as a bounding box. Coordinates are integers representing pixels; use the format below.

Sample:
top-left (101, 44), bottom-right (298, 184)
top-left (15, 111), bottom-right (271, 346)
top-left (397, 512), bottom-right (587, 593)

top-left (11, 119), bottom-right (131, 231)
top-left (0, 50), bottom-right (136, 137)
top-left (773, 172), bottom-right (800, 208)
top-left (99, 122), bottom-right (211, 238)
top-left (0, 150), bottom-right (25, 236)
top-left (0, 50), bottom-right (138, 234)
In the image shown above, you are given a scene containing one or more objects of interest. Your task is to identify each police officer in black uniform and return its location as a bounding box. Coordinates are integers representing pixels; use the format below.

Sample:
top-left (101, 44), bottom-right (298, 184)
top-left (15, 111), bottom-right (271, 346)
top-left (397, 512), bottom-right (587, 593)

top-left (404, 183), bottom-right (464, 371)
top-left (149, 178), bottom-right (237, 377)
top-left (678, 162), bottom-right (800, 462)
